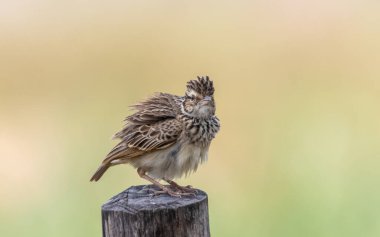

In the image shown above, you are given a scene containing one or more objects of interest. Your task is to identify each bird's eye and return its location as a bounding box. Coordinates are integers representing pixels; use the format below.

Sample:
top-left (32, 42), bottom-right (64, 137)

top-left (189, 96), bottom-right (195, 101)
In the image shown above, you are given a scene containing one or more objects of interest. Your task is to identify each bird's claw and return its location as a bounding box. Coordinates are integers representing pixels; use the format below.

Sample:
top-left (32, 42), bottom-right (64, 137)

top-left (149, 186), bottom-right (196, 198)
top-left (149, 187), bottom-right (182, 198)
top-left (171, 184), bottom-right (198, 195)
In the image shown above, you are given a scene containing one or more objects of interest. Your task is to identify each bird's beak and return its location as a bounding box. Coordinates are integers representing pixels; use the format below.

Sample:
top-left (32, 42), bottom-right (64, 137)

top-left (203, 96), bottom-right (212, 102)
top-left (200, 96), bottom-right (212, 106)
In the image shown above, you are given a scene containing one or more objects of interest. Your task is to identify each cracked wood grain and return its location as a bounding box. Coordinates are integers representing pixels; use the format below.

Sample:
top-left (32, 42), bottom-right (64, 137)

top-left (101, 185), bottom-right (210, 237)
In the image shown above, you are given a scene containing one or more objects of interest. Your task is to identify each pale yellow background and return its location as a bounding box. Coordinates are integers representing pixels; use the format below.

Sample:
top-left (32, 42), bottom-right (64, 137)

top-left (1, 1), bottom-right (380, 236)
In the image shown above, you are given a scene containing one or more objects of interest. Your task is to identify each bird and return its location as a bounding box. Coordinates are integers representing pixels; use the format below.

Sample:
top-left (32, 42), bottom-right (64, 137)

top-left (90, 76), bottom-right (220, 197)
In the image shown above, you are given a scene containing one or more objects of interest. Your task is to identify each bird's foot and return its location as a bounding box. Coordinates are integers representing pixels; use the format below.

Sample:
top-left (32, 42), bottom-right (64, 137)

top-left (149, 185), bottom-right (196, 198)
top-left (149, 186), bottom-right (182, 198)
top-left (170, 184), bottom-right (198, 195)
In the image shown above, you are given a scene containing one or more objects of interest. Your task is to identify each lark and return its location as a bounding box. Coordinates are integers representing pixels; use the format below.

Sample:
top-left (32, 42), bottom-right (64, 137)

top-left (90, 76), bottom-right (220, 197)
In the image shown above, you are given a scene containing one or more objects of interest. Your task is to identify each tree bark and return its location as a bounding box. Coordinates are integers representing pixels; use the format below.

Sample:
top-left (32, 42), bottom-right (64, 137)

top-left (101, 185), bottom-right (210, 237)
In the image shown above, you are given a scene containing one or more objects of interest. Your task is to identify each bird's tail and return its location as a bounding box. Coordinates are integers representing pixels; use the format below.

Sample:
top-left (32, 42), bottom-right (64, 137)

top-left (90, 164), bottom-right (110, 182)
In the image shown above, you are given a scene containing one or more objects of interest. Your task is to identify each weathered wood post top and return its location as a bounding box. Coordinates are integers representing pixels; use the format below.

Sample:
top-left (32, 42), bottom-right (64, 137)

top-left (101, 185), bottom-right (210, 237)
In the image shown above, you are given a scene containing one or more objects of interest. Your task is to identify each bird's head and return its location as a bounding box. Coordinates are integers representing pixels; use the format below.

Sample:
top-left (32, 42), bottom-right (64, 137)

top-left (181, 76), bottom-right (215, 119)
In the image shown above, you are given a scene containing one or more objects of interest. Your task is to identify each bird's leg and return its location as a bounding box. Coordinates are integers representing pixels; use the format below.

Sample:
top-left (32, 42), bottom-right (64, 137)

top-left (163, 178), bottom-right (198, 195)
top-left (137, 168), bottom-right (182, 197)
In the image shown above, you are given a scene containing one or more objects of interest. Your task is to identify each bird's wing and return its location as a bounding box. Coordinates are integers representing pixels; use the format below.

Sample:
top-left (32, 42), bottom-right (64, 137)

top-left (126, 93), bottom-right (181, 125)
top-left (102, 118), bottom-right (183, 164)
top-left (113, 93), bottom-right (181, 140)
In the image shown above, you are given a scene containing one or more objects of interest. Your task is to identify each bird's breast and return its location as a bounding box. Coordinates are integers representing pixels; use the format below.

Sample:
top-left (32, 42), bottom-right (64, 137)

top-left (184, 116), bottom-right (220, 145)
top-left (129, 141), bottom-right (209, 180)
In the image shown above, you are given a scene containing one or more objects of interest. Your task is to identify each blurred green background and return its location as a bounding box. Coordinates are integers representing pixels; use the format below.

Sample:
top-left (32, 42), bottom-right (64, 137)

top-left (1, 1), bottom-right (380, 236)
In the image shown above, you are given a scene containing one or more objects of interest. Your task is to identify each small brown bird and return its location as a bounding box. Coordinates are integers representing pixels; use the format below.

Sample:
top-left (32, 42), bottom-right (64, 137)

top-left (90, 76), bottom-right (220, 197)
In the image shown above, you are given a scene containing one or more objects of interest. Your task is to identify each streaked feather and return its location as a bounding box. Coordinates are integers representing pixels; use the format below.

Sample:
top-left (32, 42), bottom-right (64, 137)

top-left (90, 76), bottom-right (220, 182)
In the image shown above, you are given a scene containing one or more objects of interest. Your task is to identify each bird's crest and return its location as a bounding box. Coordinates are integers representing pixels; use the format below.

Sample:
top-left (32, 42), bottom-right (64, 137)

top-left (186, 76), bottom-right (214, 97)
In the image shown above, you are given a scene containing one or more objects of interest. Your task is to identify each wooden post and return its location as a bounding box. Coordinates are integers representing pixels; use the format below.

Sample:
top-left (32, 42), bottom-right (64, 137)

top-left (101, 185), bottom-right (210, 237)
